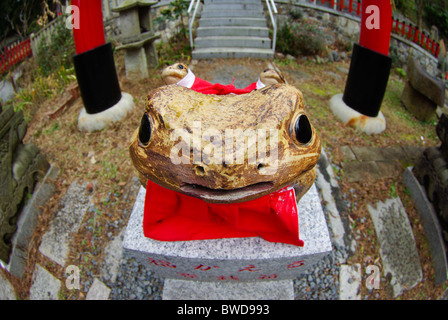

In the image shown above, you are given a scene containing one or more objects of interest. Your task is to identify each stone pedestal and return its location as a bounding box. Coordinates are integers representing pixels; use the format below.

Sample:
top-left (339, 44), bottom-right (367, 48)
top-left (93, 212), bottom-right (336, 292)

top-left (123, 183), bottom-right (332, 282)
top-left (118, 35), bottom-right (160, 80)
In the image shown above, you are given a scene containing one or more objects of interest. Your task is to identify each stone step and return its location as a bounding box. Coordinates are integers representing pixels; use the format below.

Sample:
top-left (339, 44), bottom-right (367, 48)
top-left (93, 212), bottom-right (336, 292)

top-left (196, 26), bottom-right (269, 38)
top-left (162, 279), bottom-right (295, 300)
top-left (195, 36), bottom-right (271, 49)
top-left (203, 3), bottom-right (263, 11)
top-left (199, 17), bottom-right (267, 27)
top-left (192, 47), bottom-right (274, 59)
top-left (201, 10), bottom-right (265, 18)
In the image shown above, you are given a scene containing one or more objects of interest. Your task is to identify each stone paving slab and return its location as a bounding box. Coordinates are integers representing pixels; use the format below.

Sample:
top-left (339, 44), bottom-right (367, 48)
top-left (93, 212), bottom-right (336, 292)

top-left (0, 270), bottom-right (16, 300)
top-left (86, 278), bottom-right (111, 300)
top-left (163, 279), bottom-right (294, 300)
top-left (39, 181), bottom-right (93, 267)
top-left (101, 229), bottom-right (126, 283)
top-left (316, 149), bottom-right (354, 251)
top-left (339, 264), bottom-right (361, 300)
top-left (367, 197), bottom-right (423, 297)
top-left (5, 165), bottom-right (58, 279)
top-left (29, 264), bottom-right (61, 300)
top-left (340, 145), bottom-right (425, 182)
top-left (341, 161), bottom-right (381, 182)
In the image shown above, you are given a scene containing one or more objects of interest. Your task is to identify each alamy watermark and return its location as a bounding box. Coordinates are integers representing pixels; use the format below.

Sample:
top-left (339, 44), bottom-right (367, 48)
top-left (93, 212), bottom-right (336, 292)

top-left (65, 265), bottom-right (80, 290)
top-left (169, 121), bottom-right (279, 175)
top-left (65, 5), bottom-right (80, 30)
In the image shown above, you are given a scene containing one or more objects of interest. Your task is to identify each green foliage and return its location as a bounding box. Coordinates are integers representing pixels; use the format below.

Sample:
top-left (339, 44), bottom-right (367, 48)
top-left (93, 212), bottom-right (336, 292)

top-left (395, 0), bottom-right (417, 18)
top-left (154, 0), bottom-right (189, 33)
top-left (35, 21), bottom-right (75, 77)
top-left (8, 18), bottom-right (76, 121)
top-left (424, 1), bottom-right (448, 39)
top-left (155, 0), bottom-right (191, 65)
top-left (288, 8), bottom-right (303, 20)
top-left (277, 21), bottom-right (326, 56)
top-left (157, 35), bottom-right (191, 66)
top-left (0, 0), bottom-right (42, 38)
top-left (395, 67), bottom-right (407, 78)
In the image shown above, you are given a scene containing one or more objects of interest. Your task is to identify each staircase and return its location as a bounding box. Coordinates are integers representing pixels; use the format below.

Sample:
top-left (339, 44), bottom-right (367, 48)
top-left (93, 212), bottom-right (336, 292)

top-left (191, 0), bottom-right (275, 59)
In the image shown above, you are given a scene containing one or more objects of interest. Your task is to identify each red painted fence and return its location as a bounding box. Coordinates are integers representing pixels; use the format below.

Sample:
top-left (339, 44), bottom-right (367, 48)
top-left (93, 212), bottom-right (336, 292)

top-left (0, 39), bottom-right (32, 74)
top-left (309, 0), bottom-right (441, 58)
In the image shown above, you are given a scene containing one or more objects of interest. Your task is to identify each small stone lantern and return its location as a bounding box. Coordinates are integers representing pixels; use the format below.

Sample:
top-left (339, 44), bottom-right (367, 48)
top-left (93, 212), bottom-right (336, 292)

top-left (112, 0), bottom-right (160, 80)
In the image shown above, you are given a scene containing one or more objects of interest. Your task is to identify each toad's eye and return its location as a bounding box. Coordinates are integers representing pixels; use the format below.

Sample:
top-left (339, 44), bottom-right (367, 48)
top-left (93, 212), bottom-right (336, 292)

top-left (177, 64), bottom-right (184, 70)
top-left (263, 69), bottom-right (270, 73)
top-left (294, 114), bottom-right (313, 145)
top-left (138, 113), bottom-right (151, 146)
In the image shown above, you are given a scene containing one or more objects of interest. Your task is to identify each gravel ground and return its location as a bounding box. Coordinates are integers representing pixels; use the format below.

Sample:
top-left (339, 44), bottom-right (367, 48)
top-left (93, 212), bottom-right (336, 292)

top-left (107, 257), bottom-right (165, 300)
top-left (293, 242), bottom-right (349, 300)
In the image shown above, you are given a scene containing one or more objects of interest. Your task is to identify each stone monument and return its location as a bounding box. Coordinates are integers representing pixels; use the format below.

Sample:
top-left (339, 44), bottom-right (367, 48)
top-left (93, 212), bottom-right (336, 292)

top-left (0, 107), bottom-right (50, 264)
top-left (112, 0), bottom-right (160, 80)
top-left (400, 56), bottom-right (445, 122)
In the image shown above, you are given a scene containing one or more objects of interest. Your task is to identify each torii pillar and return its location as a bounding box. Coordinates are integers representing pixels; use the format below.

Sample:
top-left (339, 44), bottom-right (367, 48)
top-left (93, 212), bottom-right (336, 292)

top-left (330, 0), bottom-right (392, 135)
top-left (71, 0), bottom-right (134, 132)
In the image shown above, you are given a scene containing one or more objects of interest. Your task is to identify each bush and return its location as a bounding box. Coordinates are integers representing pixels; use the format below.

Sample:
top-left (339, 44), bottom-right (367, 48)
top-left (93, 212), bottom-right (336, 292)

top-left (277, 21), bottom-right (326, 57)
top-left (424, 2), bottom-right (448, 39)
top-left (35, 22), bottom-right (75, 77)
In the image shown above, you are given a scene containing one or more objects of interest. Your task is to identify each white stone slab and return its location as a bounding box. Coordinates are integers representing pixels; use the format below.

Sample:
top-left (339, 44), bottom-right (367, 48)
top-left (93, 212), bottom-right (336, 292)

top-left (29, 264), bottom-right (61, 300)
top-left (123, 184), bottom-right (332, 281)
top-left (39, 181), bottom-right (92, 267)
top-left (339, 264), bottom-right (361, 300)
top-left (163, 279), bottom-right (294, 300)
top-left (86, 278), bottom-right (111, 300)
top-left (0, 269), bottom-right (16, 300)
top-left (315, 149), bottom-right (349, 249)
top-left (367, 197), bottom-right (423, 297)
top-left (101, 229), bottom-right (126, 283)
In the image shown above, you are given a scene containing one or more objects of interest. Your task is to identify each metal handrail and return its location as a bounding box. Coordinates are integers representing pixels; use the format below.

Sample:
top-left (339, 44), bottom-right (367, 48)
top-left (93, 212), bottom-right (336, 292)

top-left (265, 0), bottom-right (278, 51)
top-left (188, 0), bottom-right (201, 48)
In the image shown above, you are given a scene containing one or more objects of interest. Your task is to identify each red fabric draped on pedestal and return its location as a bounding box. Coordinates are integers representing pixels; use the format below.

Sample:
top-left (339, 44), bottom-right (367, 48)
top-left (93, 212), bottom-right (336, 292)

top-left (143, 180), bottom-right (304, 246)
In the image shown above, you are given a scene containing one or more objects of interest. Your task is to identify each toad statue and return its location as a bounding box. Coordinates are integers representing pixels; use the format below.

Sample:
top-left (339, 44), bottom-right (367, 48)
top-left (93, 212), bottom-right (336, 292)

top-left (129, 63), bottom-right (321, 246)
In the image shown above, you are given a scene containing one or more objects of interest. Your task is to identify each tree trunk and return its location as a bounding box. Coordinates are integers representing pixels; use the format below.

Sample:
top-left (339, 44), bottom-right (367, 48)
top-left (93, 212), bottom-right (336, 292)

top-left (415, 0), bottom-right (424, 30)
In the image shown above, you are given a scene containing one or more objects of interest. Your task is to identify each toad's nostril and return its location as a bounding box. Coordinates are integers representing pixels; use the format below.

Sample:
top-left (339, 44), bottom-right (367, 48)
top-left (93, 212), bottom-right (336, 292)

top-left (194, 165), bottom-right (206, 176)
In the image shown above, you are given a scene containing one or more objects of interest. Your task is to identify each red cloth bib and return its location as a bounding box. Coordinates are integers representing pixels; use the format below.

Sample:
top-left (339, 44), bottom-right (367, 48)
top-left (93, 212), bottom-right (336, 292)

top-left (143, 180), bottom-right (304, 246)
top-left (191, 77), bottom-right (257, 95)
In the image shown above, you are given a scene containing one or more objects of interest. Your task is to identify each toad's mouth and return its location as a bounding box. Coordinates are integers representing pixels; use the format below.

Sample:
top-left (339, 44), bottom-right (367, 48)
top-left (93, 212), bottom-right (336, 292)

top-left (180, 181), bottom-right (275, 203)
